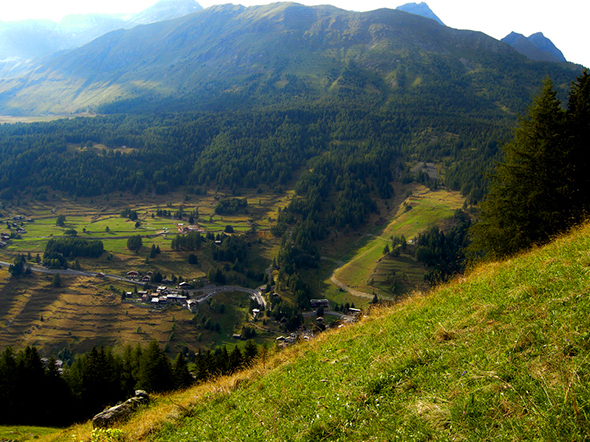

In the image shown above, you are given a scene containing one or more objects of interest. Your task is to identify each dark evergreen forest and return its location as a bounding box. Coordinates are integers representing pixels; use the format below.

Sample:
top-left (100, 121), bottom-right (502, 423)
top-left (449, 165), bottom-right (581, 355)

top-left (0, 99), bottom-right (510, 203)
top-left (0, 341), bottom-right (259, 426)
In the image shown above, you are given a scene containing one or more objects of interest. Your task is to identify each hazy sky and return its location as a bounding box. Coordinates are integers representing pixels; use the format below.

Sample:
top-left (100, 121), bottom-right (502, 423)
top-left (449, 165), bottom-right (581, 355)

top-left (2, 0), bottom-right (588, 68)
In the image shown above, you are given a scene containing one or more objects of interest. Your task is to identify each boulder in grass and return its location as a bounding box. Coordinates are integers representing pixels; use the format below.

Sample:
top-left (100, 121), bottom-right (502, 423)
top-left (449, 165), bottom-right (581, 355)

top-left (92, 390), bottom-right (149, 428)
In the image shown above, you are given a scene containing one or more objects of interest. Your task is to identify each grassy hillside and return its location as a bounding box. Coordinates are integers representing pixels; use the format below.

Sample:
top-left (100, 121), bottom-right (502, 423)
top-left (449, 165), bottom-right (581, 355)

top-left (39, 222), bottom-right (590, 441)
top-left (329, 185), bottom-right (465, 298)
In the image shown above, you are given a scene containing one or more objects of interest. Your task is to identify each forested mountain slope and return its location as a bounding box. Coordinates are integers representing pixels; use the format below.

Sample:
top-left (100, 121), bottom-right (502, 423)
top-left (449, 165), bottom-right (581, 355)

top-left (41, 221), bottom-right (590, 441)
top-left (0, 2), bottom-right (581, 115)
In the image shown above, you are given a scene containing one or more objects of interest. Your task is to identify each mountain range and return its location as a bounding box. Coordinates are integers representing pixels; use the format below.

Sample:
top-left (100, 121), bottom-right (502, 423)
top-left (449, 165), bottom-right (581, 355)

top-left (501, 31), bottom-right (566, 63)
top-left (0, 0), bottom-right (202, 79)
top-left (0, 1), bottom-right (580, 116)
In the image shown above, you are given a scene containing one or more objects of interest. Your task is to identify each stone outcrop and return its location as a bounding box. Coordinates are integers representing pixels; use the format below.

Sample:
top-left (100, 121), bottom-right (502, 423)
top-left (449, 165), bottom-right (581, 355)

top-left (92, 390), bottom-right (149, 428)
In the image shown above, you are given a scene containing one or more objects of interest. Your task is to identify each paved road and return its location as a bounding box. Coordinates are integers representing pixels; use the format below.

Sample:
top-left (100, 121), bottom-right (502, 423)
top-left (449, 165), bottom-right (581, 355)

top-left (0, 261), bottom-right (149, 285)
top-left (195, 284), bottom-right (266, 309)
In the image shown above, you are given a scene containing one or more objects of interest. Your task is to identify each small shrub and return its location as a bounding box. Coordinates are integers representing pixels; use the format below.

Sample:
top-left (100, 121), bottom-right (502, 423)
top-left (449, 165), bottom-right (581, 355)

top-left (90, 428), bottom-right (125, 442)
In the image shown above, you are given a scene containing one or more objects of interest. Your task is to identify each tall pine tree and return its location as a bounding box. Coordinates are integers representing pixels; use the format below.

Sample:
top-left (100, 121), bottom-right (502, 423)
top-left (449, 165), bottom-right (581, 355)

top-left (471, 71), bottom-right (590, 258)
top-left (565, 69), bottom-right (590, 221)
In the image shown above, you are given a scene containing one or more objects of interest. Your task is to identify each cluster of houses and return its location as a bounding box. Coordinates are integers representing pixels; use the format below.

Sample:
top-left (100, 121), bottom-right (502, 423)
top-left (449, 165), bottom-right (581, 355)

top-left (122, 270), bottom-right (195, 310)
top-left (276, 332), bottom-right (314, 346)
top-left (2, 215), bottom-right (32, 246)
top-left (41, 357), bottom-right (65, 374)
top-left (137, 286), bottom-right (189, 307)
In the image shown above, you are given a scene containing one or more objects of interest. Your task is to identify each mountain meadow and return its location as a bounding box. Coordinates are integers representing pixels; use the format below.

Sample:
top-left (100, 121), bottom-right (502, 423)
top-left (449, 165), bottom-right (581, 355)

top-left (0, 1), bottom-right (589, 439)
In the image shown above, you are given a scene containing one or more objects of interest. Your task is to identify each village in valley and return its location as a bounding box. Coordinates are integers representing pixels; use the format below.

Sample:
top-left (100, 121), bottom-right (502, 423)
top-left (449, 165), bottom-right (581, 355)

top-left (0, 195), bottom-right (369, 360)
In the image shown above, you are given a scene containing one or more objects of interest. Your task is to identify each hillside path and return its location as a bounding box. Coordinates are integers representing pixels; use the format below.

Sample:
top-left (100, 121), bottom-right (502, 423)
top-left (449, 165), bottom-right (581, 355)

top-left (329, 274), bottom-right (374, 299)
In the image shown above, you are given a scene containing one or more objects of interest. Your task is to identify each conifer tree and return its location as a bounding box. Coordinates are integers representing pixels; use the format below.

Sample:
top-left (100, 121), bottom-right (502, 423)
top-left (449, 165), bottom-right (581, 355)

top-left (227, 346), bottom-right (242, 373)
top-left (243, 340), bottom-right (259, 366)
top-left (0, 347), bottom-right (18, 423)
top-left (138, 340), bottom-right (174, 393)
top-left (172, 352), bottom-right (193, 389)
top-left (471, 71), bottom-right (590, 258)
top-left (470, 78), bottom-right (567, 258)
top-left (565, 69), bottom-right (590, 221)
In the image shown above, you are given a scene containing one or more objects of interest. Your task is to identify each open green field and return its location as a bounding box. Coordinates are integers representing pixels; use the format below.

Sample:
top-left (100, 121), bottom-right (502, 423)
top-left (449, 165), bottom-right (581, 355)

top-left (0, 425), bottom-right (61, 441)
top-left (0, 186), bottom-right (289, 277)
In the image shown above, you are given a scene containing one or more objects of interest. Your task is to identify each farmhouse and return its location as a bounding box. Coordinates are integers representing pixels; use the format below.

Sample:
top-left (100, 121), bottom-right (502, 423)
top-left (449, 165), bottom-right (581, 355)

top-left (166, 294), bottom-right (187, 303)
top-left (310, 299), bottom-right (330, 309)
top-left (126, 271), bottom-right (139, 278)
top-left (177, 224), bottom-right (206, 234)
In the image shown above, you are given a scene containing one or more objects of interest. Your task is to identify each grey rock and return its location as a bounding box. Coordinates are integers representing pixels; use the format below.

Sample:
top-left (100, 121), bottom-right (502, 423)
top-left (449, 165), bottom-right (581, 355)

top-left (92, 391), bottom-right (150, 428)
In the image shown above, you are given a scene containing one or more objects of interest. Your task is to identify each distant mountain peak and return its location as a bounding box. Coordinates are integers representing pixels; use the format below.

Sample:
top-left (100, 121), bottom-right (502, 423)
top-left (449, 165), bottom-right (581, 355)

top-left (130, 0), bottom-right (203, 25)
top-left (502, 31), bottom-right (566, 63)
top-left (526, 32), bottom-right (566, 62)
top-left (396, 2), bottom-right (444, 26)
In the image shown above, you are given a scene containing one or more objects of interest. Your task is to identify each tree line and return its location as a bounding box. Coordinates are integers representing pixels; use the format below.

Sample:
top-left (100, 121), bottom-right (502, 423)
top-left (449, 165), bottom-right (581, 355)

top-left (43, 237), bottom-right (104, 268)
top-left (0, 339), bottom-right (260, 427)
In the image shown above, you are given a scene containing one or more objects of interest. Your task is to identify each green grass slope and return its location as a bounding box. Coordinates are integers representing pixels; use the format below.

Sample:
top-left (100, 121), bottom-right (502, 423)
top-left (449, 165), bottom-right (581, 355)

top-left (49, 223), bottom-right (590, 441)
